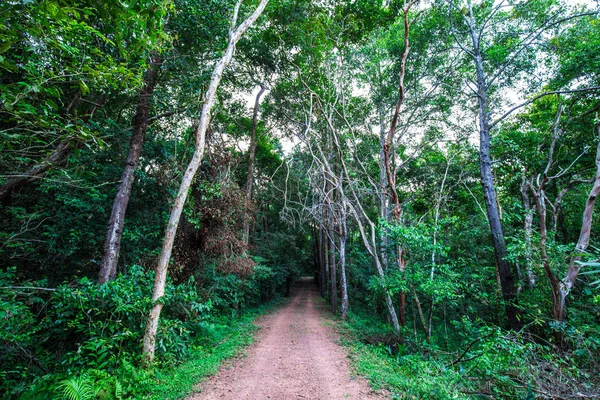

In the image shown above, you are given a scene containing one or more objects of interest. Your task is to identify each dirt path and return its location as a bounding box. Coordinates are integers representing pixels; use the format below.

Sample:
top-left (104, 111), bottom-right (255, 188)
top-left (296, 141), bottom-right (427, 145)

top-left (188, 277), bottom-right (385, 400)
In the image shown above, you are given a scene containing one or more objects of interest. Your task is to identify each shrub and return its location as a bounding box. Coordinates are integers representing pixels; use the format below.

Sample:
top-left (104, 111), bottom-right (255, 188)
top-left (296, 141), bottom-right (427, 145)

top-left (1, 266), bottom-right (212, 398)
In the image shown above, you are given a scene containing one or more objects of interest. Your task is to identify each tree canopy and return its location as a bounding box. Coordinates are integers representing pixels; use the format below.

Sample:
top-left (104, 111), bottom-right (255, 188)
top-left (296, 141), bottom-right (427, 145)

top-left (1, 0), bottom-right (600, 398)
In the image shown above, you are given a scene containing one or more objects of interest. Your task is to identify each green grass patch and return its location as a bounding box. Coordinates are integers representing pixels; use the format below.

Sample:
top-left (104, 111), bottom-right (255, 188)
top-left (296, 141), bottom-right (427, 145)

top-left (146, 301), bottom-right (277, 400)
top-left (22, 300), bottom-right (281, 400)
top-left (333, 309), bottom-right (466, 400)
top-left (332, 304), bottom-right (600, 399)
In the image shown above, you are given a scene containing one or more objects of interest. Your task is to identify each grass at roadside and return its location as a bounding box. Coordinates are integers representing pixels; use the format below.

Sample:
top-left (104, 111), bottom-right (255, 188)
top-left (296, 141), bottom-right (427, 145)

top-left (339, 332), bottom-right (464, 399)
top-left (23, 299), bottom-right (282, 400)
top-left (146, 300), bottom-right (280, 400)
top-left (330, 306), bottom-right (466, 400)
top-left (330, 304), bottom-right (600, 400)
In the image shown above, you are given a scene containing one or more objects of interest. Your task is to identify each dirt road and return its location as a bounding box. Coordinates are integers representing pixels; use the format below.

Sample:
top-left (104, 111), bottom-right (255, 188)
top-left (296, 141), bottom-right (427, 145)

top-left (188, 277), bottom-right (384, 400)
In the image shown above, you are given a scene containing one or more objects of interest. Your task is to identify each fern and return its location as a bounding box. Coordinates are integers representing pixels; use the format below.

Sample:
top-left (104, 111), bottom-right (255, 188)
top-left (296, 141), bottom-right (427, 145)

top-left (113, 377), bottom-right (123, 400)
top-left (56, 373), bottom-right (96, 400)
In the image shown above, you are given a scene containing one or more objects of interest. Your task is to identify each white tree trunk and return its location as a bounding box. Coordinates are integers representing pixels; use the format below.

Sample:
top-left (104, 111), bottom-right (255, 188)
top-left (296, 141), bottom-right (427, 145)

top-left (243, 85), bottom-right (266, 245)
top-left (142, 0), bottom-right (270, 366)
top-left (339, 214), bottom-right (349, 320)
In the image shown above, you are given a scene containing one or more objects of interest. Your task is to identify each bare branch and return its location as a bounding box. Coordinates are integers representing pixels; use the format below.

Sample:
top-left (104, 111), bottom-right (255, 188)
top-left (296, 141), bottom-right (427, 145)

top-left (490, 86), bottom-right (600, 129)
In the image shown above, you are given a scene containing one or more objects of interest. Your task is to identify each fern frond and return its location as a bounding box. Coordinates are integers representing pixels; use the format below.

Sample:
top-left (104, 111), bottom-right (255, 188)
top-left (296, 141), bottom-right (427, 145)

top-left (114, 377), bottom-right (123, 400)
top-left (56, 373), bottom-right (96, 400)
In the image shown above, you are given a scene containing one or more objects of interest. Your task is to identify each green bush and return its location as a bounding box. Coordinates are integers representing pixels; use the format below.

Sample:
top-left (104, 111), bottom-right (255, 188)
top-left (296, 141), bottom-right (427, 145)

top-left (0, 265), bottom-right (222, 398)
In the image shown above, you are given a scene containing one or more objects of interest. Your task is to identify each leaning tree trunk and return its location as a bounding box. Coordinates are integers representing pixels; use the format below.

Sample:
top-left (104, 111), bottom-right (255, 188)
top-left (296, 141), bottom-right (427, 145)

top-left (531, 183), bottom-right (562, 321)
top-left (558, 120), bottom-right (600, 323)
top-left (324, 127), bottom-right (400, 331)
top-left (468, 10), bottom-right (522, 331)
top-left (142, 0), bottom-right (269, 367)
top-left (351, 209), bottom-right (402, 334)
top-left (98, 55), bottom-right (162, 283)
top-left (242, 85), bottom-right (266, 245)
top-left (343, 161), bottom-right (401, 333)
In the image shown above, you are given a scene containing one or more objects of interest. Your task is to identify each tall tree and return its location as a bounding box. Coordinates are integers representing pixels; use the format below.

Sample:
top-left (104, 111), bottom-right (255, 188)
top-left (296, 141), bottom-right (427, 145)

top-left (560, 118), bottom-right (600, 322)
top-left (243, 84), bottom-right (266, 245)
top-left (453, 0), bottom-right (522, 330)
top-left (381, 0), bottom-right (419, 327)
top-left (99, 55), bottom-right (162, 283)
top-left (142, 0), bottom-right (270, 366)
top-left (447, 0), bottom-right (600, 330)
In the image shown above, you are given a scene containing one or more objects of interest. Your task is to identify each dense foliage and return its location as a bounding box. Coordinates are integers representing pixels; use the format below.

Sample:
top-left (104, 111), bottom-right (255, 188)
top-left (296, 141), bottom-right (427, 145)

top-left (1, 0), bottom-right (599, 398)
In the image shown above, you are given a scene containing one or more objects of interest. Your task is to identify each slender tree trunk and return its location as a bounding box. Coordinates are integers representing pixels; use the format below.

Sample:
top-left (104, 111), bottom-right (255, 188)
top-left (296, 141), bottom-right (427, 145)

top-left (243, 85), bottom-right (266, 245)
top-left (339, 213), bottom-right (349, 320)
top-left (426, 297), bottom-right (434, 340)
top-left (477, 85), bottom-right (521, 331)
top-left (99, 55), bottom-right (162, 283)
top-left (313, 227), bottom-right (321, 288)
top-left (330, 226), bottom-right (337, 314)
top-left (323, 223), bottom-right (330, 299)
top-left (141, 0), bottom-right (269, 367)
top-left (523, 211), bottom-right (535, 286)
top-left (344, 150), bottom-right (401, 333)
top-left (414, 290), bottom-right (428, 336)
top-left (558, 120), bottom-right (600, 323)
top-left (427, 155), bottom-right (451, 340)
top-left (532, 185), bottom-right (562, 322)
top-left (311, 92), bottom-right (401, 333)
top-left (329, 156), bottom-right (338, 314)
top-left (378, 105), bottom-right (390, 270)
top-left (468, 6), bottom-right (522, 330)
top-left (320, 227), bottom-right (326, 296)
top-left (520, 172), bottom-right (536, 288)
top-left (397, 249), bottom-right (406, 326)
top-left (349, 205), bottom-right (401, 334)
top-left (381, 2), bottom-right (417, 327)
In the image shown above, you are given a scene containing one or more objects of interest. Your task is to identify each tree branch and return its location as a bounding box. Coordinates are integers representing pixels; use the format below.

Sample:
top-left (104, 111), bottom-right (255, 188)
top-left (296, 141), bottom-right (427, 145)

top-left (490, 86), bottom-right (600, 129)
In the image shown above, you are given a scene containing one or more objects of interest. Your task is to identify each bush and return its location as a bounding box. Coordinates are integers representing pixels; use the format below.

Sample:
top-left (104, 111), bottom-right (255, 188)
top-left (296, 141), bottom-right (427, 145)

top-left (1, 265), bottom-right (212, 398)
top-left (1, 257), bottom-right (287, 399)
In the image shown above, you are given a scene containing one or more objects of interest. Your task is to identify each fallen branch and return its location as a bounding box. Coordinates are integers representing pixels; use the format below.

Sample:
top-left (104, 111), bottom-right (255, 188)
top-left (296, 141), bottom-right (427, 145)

top-left (448, 332), bottom-right (494, 367)
top-left (0, 286), bottom-right (56, 292)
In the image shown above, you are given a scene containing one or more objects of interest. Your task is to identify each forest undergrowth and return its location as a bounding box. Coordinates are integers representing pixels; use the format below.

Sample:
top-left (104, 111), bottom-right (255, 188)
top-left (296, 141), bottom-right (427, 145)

top-left (334, 301), bottom-right (600, 399)
top-left (2, 0), bottom-right (600, 399)
top-left (1, 264), bottom-right (281, 399)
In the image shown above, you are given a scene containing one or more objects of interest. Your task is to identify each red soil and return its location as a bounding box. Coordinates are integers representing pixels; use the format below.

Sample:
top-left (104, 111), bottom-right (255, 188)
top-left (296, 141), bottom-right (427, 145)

top-left (188, 277), bottom-right (385, 400)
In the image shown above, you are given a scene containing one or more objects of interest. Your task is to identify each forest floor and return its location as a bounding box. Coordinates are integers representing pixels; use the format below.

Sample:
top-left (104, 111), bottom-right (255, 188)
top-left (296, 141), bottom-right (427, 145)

top-left (187, 277), bottom-right (385, 400)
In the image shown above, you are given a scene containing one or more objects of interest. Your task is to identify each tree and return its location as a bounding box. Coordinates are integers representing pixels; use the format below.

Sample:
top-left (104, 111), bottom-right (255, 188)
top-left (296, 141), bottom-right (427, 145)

top-left (560, 117), bottom-right (600, 323)
top-left (142, 0), bottom-right (270, 366)
top-left (99, 55), bottom-right (163, 283)
top-left (0, 0), bottom-right (169, 201)
top-left (243, 84), bottom-right (266, 245)
top-left (380, 0), bottom-right (420, 327)
top-left (446, 0), bottom-right (598, 330)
